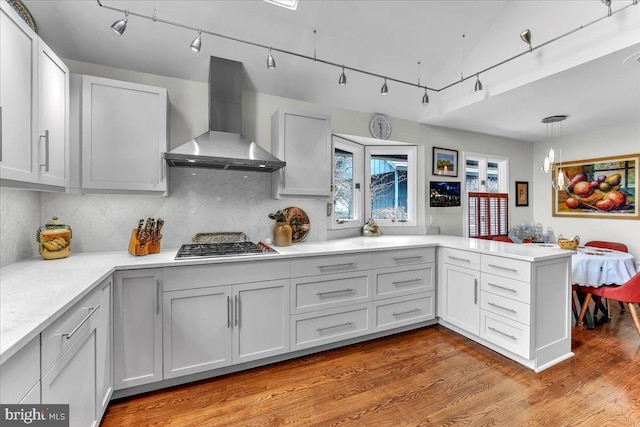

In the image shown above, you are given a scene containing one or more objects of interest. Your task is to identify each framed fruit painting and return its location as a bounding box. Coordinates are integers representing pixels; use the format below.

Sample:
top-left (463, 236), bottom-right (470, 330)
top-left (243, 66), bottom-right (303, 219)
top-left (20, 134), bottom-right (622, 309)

top-left (552, 153), bottom-right (639, 219)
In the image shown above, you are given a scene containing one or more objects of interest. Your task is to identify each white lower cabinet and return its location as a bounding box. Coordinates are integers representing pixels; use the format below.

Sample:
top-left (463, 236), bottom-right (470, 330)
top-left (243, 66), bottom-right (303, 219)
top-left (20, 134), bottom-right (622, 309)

top-left (113, 269), bottom-right (163, 390)
top-left (162, 262), bottom-right (289, 380)
top-left (373, 293), bottom-right (434, 332)
top-left (41, 276), bottom-right (110, 427)
top-left (0, 335), bottom-right (40, 404)
top-left (438, 260), bottom-right (480, 335)
top-left (291, 303), bottom-right (371, 350)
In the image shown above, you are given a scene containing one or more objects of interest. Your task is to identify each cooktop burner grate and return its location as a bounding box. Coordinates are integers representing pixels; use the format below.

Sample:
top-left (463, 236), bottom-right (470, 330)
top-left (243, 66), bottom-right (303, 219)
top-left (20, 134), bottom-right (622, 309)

top-left (175, 241), bottom-right (277, 259)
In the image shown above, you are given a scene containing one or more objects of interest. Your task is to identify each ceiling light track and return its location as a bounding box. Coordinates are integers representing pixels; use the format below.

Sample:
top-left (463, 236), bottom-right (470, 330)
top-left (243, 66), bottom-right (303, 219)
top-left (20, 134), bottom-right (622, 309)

top-left (96, 0), bottom-right (637, 96)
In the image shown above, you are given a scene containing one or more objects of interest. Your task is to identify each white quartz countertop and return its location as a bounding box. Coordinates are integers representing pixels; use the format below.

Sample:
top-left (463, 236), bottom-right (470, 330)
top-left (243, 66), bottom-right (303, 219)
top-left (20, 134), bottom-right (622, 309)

top-left (0, 235), bottom-right (572, 363)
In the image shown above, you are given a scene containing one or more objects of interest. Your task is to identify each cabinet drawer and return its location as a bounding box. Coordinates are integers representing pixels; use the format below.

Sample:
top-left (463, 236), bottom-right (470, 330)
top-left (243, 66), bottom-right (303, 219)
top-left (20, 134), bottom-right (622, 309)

top-left (163, 259), bottom-right (289, 291)
top-left (290, 253), bottom-right (371, 278)
top-left (481, 272), bottom-right (531, 304)
top-left (291, 304), bottom-right (370, 350)
top-left (440, 247), bottom-right (480, 270)
top-left (42, 285), bottom-right (101, 375)
top-left (374, 265), bottom-right (434, 300)
top-left (371, 247), bottom-right (435, 269)
top-left (480, 310), bottom-right (531, 359)
top-left (291, 271), bottom-right (371, 314)
top-left (0, 336), bottom-right (40, 404)
top-left (373, 292), bottom-right (434, 332)
top-left (481, 291), bottom-right (530, 325)
top-left (481, 254), bottom-right (531, 282)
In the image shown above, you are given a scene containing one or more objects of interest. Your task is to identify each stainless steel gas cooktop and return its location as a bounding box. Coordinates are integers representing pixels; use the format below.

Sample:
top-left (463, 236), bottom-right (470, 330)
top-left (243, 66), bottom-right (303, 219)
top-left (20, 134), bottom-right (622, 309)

top-left (175, 242), bottom-right (277, 260)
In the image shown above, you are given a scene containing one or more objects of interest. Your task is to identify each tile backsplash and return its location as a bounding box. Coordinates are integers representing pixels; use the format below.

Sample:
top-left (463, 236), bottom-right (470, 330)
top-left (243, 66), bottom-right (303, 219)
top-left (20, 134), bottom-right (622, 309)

top-left (0, 188), bottom-right (41, 266)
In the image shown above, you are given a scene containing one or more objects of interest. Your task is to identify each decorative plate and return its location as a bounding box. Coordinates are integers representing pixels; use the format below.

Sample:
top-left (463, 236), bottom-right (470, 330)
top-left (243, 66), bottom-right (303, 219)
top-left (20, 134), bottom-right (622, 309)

top-left (283, 206), bottom-right (310, 243)
top-left (7, 0), bottom-right (38, 33)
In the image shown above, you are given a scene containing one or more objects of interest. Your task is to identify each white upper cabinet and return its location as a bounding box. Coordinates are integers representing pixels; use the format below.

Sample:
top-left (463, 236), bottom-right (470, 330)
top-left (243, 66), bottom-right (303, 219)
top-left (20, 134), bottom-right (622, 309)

top-left (271, 109), bottom-right (331, 198)
top-left (0, 2), bottom-right (68, 188)
top-left (80, 75), bottom-right (168, 195)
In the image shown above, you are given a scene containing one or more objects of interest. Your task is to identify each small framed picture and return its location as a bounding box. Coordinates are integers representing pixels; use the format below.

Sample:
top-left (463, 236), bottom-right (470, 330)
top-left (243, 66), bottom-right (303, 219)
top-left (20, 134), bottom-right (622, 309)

top-left (430, 181), bottom-right (461, 207)
top-left (432, 147), bottom-right (458, 177)
top-left (516, 181), bottom-right (529, 207)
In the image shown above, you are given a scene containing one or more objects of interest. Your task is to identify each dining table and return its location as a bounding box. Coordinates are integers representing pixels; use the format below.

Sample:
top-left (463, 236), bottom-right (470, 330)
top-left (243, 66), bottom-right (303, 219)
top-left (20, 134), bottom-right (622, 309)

top-left (537, 244), bottom-right (640, 328)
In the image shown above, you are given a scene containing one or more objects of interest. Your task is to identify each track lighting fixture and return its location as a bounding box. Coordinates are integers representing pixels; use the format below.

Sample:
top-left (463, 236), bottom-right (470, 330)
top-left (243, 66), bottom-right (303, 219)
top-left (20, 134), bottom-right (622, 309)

top-left (267, 47), bottom-right (276, 69)
top-left (190, 30), bottom-right (202, 53)
top-left (520, 29), bottom-right (532, 52)
top-left (474, 74), bottom-right (483, 92)
top-left (96, 0), bottom-right (638, 103)
top-left (338, 66), bottom-right (347, 86)
top-left (110, 10), bottom-right (128, 35)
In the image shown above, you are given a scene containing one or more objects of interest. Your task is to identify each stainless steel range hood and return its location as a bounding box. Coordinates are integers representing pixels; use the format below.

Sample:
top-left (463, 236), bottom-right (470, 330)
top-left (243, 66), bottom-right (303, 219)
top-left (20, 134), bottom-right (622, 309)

top-left (163, 57), bottom-right (285, 172)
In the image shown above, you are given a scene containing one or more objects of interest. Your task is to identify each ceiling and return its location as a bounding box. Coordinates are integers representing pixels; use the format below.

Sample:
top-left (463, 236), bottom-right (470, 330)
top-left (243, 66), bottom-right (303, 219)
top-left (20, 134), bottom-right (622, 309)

top-left (22, 0), bottom-right (640, 142)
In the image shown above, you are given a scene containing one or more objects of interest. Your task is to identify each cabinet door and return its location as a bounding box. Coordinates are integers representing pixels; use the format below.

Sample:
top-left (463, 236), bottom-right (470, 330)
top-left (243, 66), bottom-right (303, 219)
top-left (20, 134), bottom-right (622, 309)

top-left (113, 269), bottom-right (163, 389)
top-left (272, 109), bottom-right (331, 198)
top-left (41, 326), bottom-right (97, 427)
top-left (37, 40), bottom-right (68, 187)
top-left (82, 75), bottom-right (168, 194)
top-left (163, 286), bottom-right (232, 379)
top-left (0, 2), bottom-right (37, 183)
top-left (439, 263), bottom-right (480, 335)
top-left (233, 279), bottom-right (289, 364)
top-left (96, 277), bottom-right (112, 419)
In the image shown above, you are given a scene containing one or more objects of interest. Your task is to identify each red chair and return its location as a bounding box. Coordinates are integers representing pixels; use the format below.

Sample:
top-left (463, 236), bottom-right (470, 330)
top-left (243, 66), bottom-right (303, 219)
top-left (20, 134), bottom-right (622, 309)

top-left (585, 240), bottom-right (628, 253)
top-left (493, 236), bottom-right (513, 243)
top-left (577, 271), bottom-right (640, 338)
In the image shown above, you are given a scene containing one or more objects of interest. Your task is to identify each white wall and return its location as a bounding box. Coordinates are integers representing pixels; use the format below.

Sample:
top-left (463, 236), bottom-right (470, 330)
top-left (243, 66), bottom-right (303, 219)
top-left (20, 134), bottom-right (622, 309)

top-left (533, 122), bottom-right (640, 258)
top-left (0, 188), bottom-right (41, 266)
top-left (1, 60), bottom-right (534, 261)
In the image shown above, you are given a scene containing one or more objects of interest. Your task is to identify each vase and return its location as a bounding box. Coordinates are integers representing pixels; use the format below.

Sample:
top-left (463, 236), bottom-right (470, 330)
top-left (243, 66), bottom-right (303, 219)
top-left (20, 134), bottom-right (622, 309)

top-left (273, 222), bottom-right (292, 246)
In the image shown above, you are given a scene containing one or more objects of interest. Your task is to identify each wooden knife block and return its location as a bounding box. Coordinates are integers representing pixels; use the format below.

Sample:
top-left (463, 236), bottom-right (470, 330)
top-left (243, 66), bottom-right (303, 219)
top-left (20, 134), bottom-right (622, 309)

top-left (128, 229), bottom-right (161, 256)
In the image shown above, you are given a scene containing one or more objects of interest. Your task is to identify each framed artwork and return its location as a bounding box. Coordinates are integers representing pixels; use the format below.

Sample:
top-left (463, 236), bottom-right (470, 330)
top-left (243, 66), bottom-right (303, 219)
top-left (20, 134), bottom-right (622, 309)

top-left (432, 147), bottom-right (458, 177)
top-left (515, 181), bottom-right (529, 207)
top-left (429, 181), bottom-right (461, 207)
top-left (552, 153), bottom-right (638, 219)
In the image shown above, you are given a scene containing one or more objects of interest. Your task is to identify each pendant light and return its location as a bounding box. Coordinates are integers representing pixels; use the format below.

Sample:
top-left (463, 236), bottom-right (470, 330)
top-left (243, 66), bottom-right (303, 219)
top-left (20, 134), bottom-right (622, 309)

top-left (540, 115), bottom-right (569, 191)
top-left (267, 47), bottom-right (276, 69)
top-left (474, 73), bottom-right (483, 92)
top-left (111, 10), bottom-right (128, 35)
top-left (381, 78), bottom-right (388, 95)
top-left (190, 30), bottom-right (202, 53)
top-left (520, 29), bottom-right (532, 52)
top-left (338, 66), bottom-right (347, 86)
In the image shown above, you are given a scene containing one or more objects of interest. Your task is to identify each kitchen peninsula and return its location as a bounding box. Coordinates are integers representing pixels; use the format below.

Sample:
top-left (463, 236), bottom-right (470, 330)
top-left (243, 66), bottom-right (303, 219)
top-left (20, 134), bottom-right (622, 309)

top-left (1, 235), bottom-right (574, 421)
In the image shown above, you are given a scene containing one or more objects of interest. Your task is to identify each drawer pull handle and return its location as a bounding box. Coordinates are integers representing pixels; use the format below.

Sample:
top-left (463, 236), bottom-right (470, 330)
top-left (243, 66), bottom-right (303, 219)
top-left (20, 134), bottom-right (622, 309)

top-left (392, 308), bottom-right (421, 317)
top-left (317, 263), bottom-right (355, 270)
top-left (474, 278), bottom-right (478, 304)
top-left (488, 302), bottom-right (517, 313)
top-left (393, 256), bottom-right (423, 262)
top-left (316, 321), bottom-right (354, 332)
top-left (392, 279), bottom-right (421, 286)
top-left (448, 256), bottom-right (471, 263)
top-left (487, 264), bottom-right (518, 273)
top-left (62, 304), bottom-right (100, 340)
top-left (488, 326), bottom-right (517, 341)
top-left (488, 282), bottom-right (517, 293)
top-left (316, 288), bottom-right (355, 296)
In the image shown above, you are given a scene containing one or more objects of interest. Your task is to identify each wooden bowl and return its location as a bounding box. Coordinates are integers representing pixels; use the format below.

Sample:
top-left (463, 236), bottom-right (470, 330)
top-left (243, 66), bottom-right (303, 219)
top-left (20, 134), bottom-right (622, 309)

top-left (557, 235), bottom-right (579, 250)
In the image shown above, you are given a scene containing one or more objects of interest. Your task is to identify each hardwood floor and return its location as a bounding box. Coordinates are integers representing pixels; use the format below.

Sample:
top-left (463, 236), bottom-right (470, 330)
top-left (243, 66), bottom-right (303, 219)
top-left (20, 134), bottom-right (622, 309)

top-left (102, 311), bottom-right (640, 426)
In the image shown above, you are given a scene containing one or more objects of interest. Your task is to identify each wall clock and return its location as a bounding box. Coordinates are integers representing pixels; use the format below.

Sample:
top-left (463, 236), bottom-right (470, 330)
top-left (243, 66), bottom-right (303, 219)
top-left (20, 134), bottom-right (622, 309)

top-left (369, 114), bottom-right (391, 140)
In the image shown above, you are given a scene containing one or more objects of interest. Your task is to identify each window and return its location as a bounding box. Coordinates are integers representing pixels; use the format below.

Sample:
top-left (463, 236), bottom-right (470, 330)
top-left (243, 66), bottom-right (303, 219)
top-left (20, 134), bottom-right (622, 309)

top-left (463, 153), bottom-right (509, 238)
top-left (365, 146), bottom-right (417, 226)
top-left (332, 137), bottom-right (417, 229)
top-left (333, 137), bottom-right (363, 229)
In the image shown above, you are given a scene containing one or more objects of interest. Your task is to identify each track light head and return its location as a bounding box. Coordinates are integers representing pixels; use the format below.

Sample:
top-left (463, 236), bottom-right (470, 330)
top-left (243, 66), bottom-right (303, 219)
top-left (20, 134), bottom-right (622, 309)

top-left (381, 78), bottom-right (388, 95)
top-left (190, 30), bottom-right (202, 53)
top-left (111, 10), bottom-right (129, 35)
top-left (339, 67), bottom-right (347, 86)
top-left (520, 29), bottom-right (532, 52)
top-left (601, 0), bottom-right (612, 16)
top-left (267, 47), bottom-right (276, 69)
top-left (474, 74), bottom-right (483, 92)
top-left (422, 88), bottom-right (429, 104)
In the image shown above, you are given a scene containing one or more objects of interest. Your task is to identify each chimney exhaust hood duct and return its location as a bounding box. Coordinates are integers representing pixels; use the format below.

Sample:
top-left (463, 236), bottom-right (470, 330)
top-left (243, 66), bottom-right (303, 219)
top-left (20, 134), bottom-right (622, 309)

top-left (163, 56), bottom-right (285, 172)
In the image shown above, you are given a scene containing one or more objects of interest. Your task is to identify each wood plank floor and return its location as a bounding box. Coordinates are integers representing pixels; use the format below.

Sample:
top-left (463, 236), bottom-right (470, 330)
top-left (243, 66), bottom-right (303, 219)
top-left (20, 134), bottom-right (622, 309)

top-left (102, 310), bottom-right (640, 426)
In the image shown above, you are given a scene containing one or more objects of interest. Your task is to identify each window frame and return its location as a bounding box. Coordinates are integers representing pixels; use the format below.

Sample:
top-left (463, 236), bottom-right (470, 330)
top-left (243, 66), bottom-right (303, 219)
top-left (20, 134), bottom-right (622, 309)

top-left (364, 145), bottom-right (418, 227)
top-left (332, 136), bottom-right (364, 230)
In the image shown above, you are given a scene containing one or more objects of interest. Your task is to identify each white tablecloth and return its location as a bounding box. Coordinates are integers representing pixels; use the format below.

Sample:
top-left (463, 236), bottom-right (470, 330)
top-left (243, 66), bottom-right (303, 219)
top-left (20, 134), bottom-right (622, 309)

top-left (571, 247), bottom-right (639, 287)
